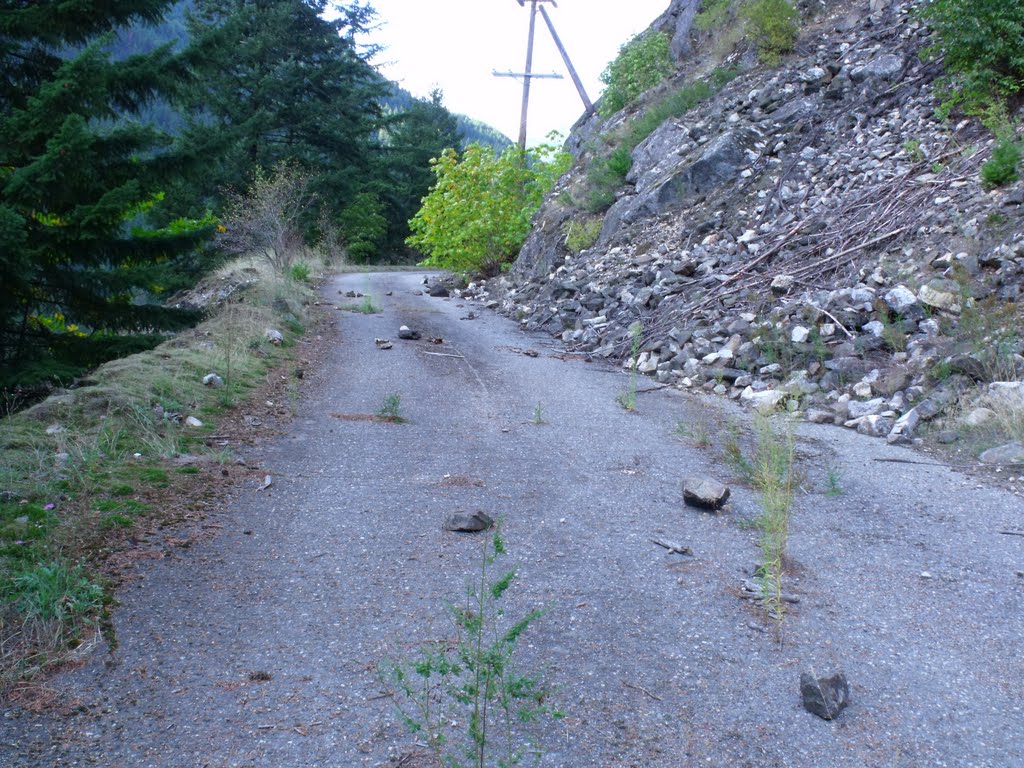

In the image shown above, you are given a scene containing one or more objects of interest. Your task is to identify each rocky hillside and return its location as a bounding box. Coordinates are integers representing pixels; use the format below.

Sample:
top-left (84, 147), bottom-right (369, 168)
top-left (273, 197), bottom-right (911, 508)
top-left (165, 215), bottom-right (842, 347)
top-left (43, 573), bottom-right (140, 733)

top-left (466, 0), bottom-right (1024, 459)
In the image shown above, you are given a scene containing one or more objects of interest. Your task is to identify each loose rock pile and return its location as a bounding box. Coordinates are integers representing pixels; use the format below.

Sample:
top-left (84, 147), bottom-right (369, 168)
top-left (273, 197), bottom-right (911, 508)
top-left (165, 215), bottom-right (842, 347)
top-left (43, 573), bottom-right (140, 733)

top-left (462, 0), bottom-right (1023, 447)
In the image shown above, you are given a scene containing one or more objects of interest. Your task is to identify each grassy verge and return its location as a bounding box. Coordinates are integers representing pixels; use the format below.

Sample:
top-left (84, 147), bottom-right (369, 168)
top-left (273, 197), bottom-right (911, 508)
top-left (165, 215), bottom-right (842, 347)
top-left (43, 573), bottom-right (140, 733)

top-left (0, 255), bottom-right (317, 689)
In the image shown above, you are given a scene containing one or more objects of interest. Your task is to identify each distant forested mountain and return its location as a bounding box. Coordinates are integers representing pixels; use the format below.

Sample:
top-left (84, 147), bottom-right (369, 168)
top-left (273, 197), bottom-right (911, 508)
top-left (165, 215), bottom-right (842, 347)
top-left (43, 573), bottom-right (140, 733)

top-left (383, 86), bottom-right (512, 152)
top-left (110, 1), bottom-right (512, 151)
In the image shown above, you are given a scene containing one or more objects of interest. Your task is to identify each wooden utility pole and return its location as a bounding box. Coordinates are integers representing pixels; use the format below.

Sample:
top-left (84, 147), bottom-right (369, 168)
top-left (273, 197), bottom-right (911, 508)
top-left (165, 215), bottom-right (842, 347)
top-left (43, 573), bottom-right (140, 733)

top-left (494, 0), bottom-right (594, 150)
top-left (537, 5), bottom-right (593, 115)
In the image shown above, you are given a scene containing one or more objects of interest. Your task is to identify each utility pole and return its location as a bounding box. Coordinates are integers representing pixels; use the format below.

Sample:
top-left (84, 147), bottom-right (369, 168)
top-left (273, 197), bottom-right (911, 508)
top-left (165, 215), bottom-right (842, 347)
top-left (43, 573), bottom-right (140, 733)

top-left (494, 0), bottom-right (593, 150)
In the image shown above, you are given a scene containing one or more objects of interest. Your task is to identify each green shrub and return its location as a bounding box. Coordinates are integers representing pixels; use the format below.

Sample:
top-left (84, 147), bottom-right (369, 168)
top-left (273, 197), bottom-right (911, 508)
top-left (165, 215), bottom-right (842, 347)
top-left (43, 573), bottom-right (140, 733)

top-left (628, 80), bottom-right (714, 147)
top-left (980, 138), bottom-right (1021, 187)
top-left (288, 262), bottom-right (311, 282)
top-left (338, 192), bottom-right (388, 264)
top-left (599, 31), bottom-right (674, 117)
top-left (742, 0), bottom-right (799, 66)
top-left (563, 218), bottom-right (603, 253)
top-left (695, 0), bottom-right (735, 32)
top-left (919, 0), bottom-right (1024, 122)
top-left (407, 142), bottom-right (570, 275)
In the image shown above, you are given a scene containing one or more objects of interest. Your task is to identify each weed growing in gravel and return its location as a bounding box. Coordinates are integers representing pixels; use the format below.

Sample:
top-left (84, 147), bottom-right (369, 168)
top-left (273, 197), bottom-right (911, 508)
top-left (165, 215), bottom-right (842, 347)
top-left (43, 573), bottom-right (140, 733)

top-left (824, 465), bottom-right (844, 497)
top-left (675, 419), bottom-right (711, 448)
top-left (617, 323), bottom-right (643, 412)
top-left (383, 530), bottom-right (561, 767)
top-left (532, 402), bottom-right (546, 425)
top-left (750, 417), bottom-right (796, 626)
top-left (722, 419), bottom-right (754, 483)
top-left (2, 561), bottom-right (105, 678)
top-left (377, 393), bottom-right (404, 423)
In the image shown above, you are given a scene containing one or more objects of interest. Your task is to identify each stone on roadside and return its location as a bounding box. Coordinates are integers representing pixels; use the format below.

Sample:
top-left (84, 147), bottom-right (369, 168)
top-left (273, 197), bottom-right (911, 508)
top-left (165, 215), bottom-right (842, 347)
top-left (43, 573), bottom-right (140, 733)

top-left (963, 408), bottom-right (995, 427)
top-left (887, 407), bottom-right (920, 444)
top-left (847, 398), bottom-right (885, 419)
top-left (265, 328), bottom-right (284, 346)
top-left (428, 283), bottom-right (450, 298)
top-left (682, 477), bottom-right (730, 511)
top-left (185, 416), bottom-right (204, 428)
top-left (805, 408), bottom-right (835, 424)
top-left (203, 373), bottom-right (225, 388)
top-left (740, 387), bottom-right (786, 414)
top-left (442, 510), bottom-right (494, 532)
top-left (374, 338), bottom-right (393, 350)
top-left (800, 671), bottom-right (850, 720)
top-left (398, 325), bottom-right (420, 340)
top-left (857, 414), bottom-right (894, 437)
top-left (979, 442), bottom-right (1024, 465)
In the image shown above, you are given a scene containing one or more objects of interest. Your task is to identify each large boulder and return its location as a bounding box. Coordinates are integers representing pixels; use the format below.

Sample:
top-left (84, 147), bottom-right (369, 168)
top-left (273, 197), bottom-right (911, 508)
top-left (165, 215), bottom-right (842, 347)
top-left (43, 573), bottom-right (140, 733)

top-left (602, 128), bottom-right (757, 241)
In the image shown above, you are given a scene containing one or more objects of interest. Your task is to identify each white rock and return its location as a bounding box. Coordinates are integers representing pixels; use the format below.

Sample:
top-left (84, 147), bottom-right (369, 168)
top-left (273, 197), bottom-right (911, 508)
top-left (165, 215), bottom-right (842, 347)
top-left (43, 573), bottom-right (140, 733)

top-left (852, 382), bottom-right (873, 398)
top-left (791, 326), bottom-right (810, 344)
top-left (862, 320), bottom-right (885, 337)
top-left (848, 398), bottom-right (886, 419)
top-left (884, 285), bottom-right (918, 313)
top-left (964, 408), bottom-right (996, 427)
top-left (185, 416), bottom-right (204, 428)
top-left (740, 388), bottom-right (786, 414)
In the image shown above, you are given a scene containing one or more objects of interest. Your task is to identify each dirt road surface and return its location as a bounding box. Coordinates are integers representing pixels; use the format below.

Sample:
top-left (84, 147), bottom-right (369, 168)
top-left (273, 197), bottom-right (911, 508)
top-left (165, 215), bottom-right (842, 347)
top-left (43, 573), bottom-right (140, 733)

top-left (2, 272), bottom-right (1022, 767)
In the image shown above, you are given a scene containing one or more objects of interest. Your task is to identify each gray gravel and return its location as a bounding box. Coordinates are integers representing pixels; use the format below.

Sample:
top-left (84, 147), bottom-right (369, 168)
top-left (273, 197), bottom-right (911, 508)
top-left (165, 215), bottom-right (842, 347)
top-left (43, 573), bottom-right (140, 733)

top-left (2, 271), bottom-right (1022, 767)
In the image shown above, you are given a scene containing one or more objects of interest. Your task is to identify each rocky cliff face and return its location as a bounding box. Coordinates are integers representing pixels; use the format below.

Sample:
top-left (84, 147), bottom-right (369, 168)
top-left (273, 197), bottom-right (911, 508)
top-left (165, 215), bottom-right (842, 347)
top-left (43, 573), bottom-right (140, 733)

top-left (464, 0), bottom-right (1024, 454)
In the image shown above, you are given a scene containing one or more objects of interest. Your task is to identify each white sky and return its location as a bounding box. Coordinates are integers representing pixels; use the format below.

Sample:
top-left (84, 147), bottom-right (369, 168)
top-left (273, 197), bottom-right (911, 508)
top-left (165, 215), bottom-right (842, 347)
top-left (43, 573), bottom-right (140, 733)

top-left (362, 0), bottom-right (671, 146)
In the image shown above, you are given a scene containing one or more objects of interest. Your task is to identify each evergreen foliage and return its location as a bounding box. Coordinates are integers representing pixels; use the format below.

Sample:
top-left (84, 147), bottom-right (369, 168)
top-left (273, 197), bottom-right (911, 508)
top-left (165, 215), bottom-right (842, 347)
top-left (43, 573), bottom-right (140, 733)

top-left (180, 1), bottom-right (387, 228)
top-left (378, 89), bottom-right (463, 256)
top-left (0, 0), bottom-right (213, 388)
top-left (382, 84), bottom-right (512, 154)
top-left (407, 143), bottom-right (571, 276)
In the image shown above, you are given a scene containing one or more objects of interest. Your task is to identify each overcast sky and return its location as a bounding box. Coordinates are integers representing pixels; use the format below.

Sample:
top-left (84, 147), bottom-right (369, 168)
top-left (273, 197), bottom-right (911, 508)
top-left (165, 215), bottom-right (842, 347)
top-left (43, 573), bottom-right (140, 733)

top-left (362, 0), bottom-right (671, 146)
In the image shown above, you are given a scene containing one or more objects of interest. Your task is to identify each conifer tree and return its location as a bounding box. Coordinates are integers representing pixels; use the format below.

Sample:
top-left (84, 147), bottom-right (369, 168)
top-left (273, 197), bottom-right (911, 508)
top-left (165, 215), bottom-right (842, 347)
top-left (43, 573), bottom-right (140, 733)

top-left (181, 1), bottom-right (387, 234)
top-left (0, 1), bottom-right (213, 387)
top-left (382, 89), bottom-right (463, 249)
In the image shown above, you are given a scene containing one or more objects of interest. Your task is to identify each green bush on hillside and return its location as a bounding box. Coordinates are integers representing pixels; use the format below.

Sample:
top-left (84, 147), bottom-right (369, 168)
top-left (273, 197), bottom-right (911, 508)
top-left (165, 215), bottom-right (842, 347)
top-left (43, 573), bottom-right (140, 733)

top-left (694, 0), bottom-right (735, 32)
top-left (919, 0), bottom-right (1024, 124)
top-left (980, 138), bottom-right (1022, 188)
top-left (742, 0), bottom-right (800, 66)
top-left (599, 31), bottom-right (674, 117)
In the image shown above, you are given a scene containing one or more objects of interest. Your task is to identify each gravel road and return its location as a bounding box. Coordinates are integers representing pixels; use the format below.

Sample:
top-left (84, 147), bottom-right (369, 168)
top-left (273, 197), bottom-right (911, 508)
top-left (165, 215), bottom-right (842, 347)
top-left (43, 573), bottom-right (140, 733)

top-left (2, 271), bottom-right (1022, 767)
